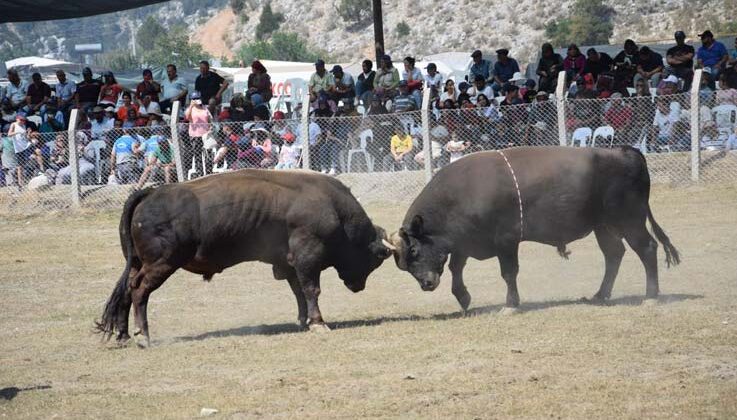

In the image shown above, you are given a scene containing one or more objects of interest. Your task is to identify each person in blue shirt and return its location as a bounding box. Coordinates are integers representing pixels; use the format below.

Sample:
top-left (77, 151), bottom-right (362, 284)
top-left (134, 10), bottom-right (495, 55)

top-left (697, 30), bottom-right (728, 89)
top-left (469, 50), bottom-right (492, 83)
top-left (109, 129), bottom-right (140, 184)
top-left (492, 49), bottom-right (520, 96)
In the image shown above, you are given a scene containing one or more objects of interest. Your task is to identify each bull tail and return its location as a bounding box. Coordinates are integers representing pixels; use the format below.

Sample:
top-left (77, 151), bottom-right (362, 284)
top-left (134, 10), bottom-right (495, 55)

top-left (95, 188), bottom-right (152, 340)
top-left (647, 207), bottom-right (681, 268)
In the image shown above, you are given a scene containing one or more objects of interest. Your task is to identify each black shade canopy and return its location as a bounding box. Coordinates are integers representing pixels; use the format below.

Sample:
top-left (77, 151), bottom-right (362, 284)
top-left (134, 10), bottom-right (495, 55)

top-left (0, 0), bottom-right (169, 23)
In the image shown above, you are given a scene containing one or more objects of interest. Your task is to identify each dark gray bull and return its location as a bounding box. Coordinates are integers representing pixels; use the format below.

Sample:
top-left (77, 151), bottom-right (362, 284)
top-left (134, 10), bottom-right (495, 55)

top-left (96, 170), bottom-right (394, 345)
top-left (388, 146), bottom-right (680, 313)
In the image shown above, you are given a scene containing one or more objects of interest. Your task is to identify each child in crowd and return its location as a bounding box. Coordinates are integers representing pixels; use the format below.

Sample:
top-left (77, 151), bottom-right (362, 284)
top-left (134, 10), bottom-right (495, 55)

top-left (275, 132), bottom-right (300, 169)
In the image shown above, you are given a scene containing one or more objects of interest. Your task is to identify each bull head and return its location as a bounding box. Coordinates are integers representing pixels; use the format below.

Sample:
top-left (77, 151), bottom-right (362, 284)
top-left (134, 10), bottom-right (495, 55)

top-left (388, 215), bottom-right (447, 291)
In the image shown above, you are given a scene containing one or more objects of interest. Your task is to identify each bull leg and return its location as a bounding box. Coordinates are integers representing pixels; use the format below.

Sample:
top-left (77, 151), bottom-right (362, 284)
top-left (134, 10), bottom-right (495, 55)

top-left (592, 228), bottom-right (626, 302)
top-left (297, 269), bottom-right (329, 331)
top-left (449, 253), bottom-right (471, 312)
top-left (287, 275), bottom-right (308, 328)
top-left (623, 225), bottom-right (659, 302)
top-left (131, 261), bottom-right (176, 347)
top-left (497, 244), bottom-right (521, 314)
top-left (115, 265), bottom-right (138, 343)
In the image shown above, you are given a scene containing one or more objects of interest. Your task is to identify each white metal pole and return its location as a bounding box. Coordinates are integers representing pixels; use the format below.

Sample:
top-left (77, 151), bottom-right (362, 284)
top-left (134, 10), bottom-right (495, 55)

top-left (301, 91), bottom-right (311, 171)
top-left (421, 87), bottom-right (432, 183)
top-left (169, 100), bottom-right (185, 182)
top-left (67, 108), bottom-right (80, 208)
top-left (556, 71), bottom-right (567, 146)
top-left (690, 69), bottom-right (703, 182)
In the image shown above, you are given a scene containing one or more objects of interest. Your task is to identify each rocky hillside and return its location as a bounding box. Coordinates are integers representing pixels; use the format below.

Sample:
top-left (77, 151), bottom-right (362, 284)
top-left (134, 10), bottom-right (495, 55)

top-left (1, 0), bottom-right (734, 68)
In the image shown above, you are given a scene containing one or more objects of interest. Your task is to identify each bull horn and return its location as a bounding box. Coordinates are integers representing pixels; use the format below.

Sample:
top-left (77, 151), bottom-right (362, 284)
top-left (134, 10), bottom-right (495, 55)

top-left (382, 238), bottom-right (397, 251)
top-left (389, 231), bottom-right (403, 247)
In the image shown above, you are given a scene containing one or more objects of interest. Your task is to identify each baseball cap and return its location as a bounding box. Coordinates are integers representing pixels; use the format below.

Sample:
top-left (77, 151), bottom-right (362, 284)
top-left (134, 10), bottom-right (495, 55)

top-left (330, 65), bottom-right (342, 73)
top-left (425, 63), bottom-right (437, 70)
top-left (190, 91), bottom-right (201, 100)
top-left (272, 110), bottom-right (285, 120)
top-left (92, 106), bottom-right (104, 113)
top-left (315, 59), bottom-right (325, 67)
top-left (382, 54), bottom-right (392, 63)
top-left (698, 30), bottom-right (714, 38)
top-left (675, 30), bottom-right (686, 38)
top-left (104, 106), bottom-right (115, 113)
top-left (282, 132), bottom-right (296, 143)
top-left (663, 75), bottom-right (679, 84)
top-left (610, 92), bottom-right (623, 99)
top-left (536, 90), bottom-right (549, 97)
top-left (471, 50), bottom-right (482, 58)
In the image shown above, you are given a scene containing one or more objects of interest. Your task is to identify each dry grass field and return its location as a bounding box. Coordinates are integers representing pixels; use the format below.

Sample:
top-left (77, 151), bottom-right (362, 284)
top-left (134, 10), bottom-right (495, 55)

top-left (1, 183), bottom-right (736, 419)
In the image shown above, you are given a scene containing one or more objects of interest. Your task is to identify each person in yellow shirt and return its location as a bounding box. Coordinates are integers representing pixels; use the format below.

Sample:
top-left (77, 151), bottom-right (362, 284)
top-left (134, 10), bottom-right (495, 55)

top-left (384, 125), bottom-right (414, 171)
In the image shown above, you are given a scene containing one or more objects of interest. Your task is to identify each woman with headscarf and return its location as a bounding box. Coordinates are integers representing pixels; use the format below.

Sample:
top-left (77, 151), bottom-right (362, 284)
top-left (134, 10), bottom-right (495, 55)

top-left (563, 44), bottom-right (586, 84)
top-left (247, 60), bottom-right (272, 107)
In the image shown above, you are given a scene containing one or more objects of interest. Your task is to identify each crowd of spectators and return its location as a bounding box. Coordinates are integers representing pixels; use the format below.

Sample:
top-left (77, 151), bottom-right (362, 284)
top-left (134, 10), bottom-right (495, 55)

top-left (2, 30), bottom-right (737, 188)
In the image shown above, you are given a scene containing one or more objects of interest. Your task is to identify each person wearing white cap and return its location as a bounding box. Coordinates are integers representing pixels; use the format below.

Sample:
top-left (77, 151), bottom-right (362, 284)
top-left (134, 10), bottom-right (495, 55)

top-left (659, 75), bottom-right (680, 95)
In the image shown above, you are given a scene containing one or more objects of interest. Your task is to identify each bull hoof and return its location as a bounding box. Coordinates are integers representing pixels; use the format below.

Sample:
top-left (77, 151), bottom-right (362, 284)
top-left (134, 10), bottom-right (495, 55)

top-left (499, 306), bottom-right (520, 316)
top-left (584, 295), bottom-right (609, 305)
top-left (455, 292), bottom-right (472, 313)
top-left (308, 323), bottom-right (331, 333)
top-left (642, 298), bottom-right (659, 307)
top-left (298, 318), bottom-right (308, 329)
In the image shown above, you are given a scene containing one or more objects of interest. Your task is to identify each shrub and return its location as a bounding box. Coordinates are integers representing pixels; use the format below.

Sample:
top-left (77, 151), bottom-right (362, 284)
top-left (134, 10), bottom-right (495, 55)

top-left (396, 21), bottom-right (410, 37)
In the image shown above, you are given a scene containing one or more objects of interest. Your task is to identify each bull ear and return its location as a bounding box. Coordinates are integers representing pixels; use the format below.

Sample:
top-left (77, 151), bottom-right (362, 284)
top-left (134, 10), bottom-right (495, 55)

top-left (409, 215), bottom-right (424, 236)
top-left (371, 240), bottom-right (394, 260)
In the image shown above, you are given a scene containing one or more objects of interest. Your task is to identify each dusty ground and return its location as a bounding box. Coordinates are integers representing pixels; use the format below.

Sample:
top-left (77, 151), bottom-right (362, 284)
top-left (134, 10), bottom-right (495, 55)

top-left (1, 184), bottom-right (736, 419)
top-left (194, 8), bottom-right (235, 60)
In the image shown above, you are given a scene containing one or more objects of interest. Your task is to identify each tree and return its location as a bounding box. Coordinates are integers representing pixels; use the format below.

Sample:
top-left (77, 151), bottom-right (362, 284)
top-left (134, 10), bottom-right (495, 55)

top-left (96, 49), bottom-right (138, 71)
top-left (230, 0), bottom-right (246, 13)
top-left (237, 32), bottom-right (321, 63)
top-left (141, 25), bottom-right (209, 68)
top-left (336, 0), bottom-right (371, 24)
top-left (545, 0), bottom-right (613, 47)
top-left (136, 16), bottom-right (165, 52)
top-left (255, 2), bottom-right (284, 41)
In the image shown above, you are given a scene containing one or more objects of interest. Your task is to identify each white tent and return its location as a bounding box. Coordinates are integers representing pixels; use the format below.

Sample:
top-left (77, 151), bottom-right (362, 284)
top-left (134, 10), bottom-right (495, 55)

top-left (5, 56), bottom-right (72, 69)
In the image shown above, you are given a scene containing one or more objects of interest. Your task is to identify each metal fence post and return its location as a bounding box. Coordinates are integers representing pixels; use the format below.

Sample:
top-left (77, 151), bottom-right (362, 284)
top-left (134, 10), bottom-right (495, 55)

top-left (421, 87), bottom-right (433, 184)
top-left (690, 69), bottom-right (703, 183)
top-left (555, 71), bottom-right (567, 146)
top-left (66, 108), bottom-right (80, 208)
top-left (169, 100), bottom-right (185, 182)
top-left (301, 91), bottom-right (311, 171)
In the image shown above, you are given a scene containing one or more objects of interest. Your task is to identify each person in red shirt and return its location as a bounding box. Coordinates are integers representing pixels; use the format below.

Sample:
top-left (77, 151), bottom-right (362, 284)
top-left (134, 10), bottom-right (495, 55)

top-left (604, 92), bottom-right (634, 144)
top-left (135, 69), bottom-right (161, 105)
top-left (98, 71), bottom-right (127, 108)
top-left (116, 92), bottom-right (139, 121)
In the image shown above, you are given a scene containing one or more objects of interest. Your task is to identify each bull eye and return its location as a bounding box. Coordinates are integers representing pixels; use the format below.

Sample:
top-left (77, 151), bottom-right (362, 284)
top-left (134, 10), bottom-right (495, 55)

top-left (409, 246), bottom-right (419, 258)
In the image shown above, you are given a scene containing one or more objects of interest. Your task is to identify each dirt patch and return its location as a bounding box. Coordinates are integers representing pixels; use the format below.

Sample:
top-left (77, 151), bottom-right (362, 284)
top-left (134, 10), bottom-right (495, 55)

top-left (194, 7), bottom-right (236, 60)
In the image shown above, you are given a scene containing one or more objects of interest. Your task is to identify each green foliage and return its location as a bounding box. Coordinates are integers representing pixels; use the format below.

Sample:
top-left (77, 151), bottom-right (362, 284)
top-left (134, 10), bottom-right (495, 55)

top-left (336, 0), bottom-right (371, 24)
top-left (96, 50), bottom-right (138, 72)
top-left (136, 16), bottom-right (165, 51)
top-left (236, 32), bottom-right (321, 63)
top-left (396, 21), bottom-right (411, 37)
top-left (140, 25), bottom-right (209, 68)
top-left (545, 0), bottom-right (614, 47)
top-left (255, 2), bottom-right (285, 41)
top-left (230, 0), bottom-right (246, 13)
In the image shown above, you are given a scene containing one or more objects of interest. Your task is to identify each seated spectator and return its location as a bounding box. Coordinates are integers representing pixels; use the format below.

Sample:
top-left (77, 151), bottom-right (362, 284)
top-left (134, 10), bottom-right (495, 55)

top-left (697, 30), bottom-right (728, 90)
top-left (122, 108), bottom-right (140, 128)
top-left (355, 59), bottom-right (376, 105)
top-left (160, 64), bottom-right (188, 114)
top-left (39, 108), bottom-right (63, 133)
top-left (98, 71), bottom-right (126, 108)
top-left (584, 48), bottom-right (614, 82)
top-left (3, 69), bottom-right (28, 112)
top-left (492, 49), bottom-right (520, 95)
top-left (402, 56), bottom-right (424, 108)
top-left (424, 63), bottom-right (443, 100)
top-left (604, 92), bottom-right (634, 133)
top-left (330, 65), bottom-right (355, 105)
top-left (247, 60), bottom-right (272, 107)
top-left (563, 44), bottom-right (586, 83)
top-left (89, 106), bottom-right (114, 140)
top-left (367, 95), bottom-right (388, 115)
top-left (229, 94), bottom-right (255, 122)
top-left (237, 127), bottom-right (273, 168)
top-left (196, 60), bottom-right (228, 105)
top-left (275, 132), bottom-right (300, 169)
top-left (313, 94), bottom-right (335, 118)
top-left (537, 43), bottom-right (564, 94)
top-left (116, 92), bottom-right (139, 121)
top-left (445, 131), bottom-right (469, 163)
top-left (374, 54), bottom-right (400, 100)
top-left (519, 79), bottom-right (537, 103)
top-left (384, 125), bottom-right (413, 170)
top-left (136, 136), bottom-right (175, 189)
top-left (213, 123), bottom-right (239, 167)
top-left (110, 129), bottom-right (141, 184)
top-left (717, 73), bottom-right (737, 106)
top-left (499, 83), bottom-right (526, 146)
top-left (658, 74), bottom-right (680, 95)
top-left (138, 94), bottom-right (160, 118)
top-left (439, 79), bottom-right (458, 106)
top-left (54, 132), bottom-right (95, 185)
top-left (525, 91), bottom-right (557, 146)
top-left (666, 31), bottom-right (696, 91)
top-left (614, 39), bottom-right (640, 89)
top-left (74, 67), bottom-right (102, 113)
top-left (147, 105), bottom-right (165, 127)
top-left (135, 69), bottom-right (161, 105)
top-left (54, 70), bottom-right (76, 123)
top-left (308, 59), bottom-right (335, 103)
top-left (392, 81), bottom-right (417, 113)
top-left (469, 50), bottom-right (492, 83)
top-left (728, 37), bottom-right (737, 68)
top-left (472, 75), bottom-right (493, 104)
top-left (48, 134), bottom-right (68, 171)
top-left (456, 81), bottom-right (472, 105)
top-left (650, 96), bottom-right (683, 151)
top-left (635, 46), bottom-right (664, 88)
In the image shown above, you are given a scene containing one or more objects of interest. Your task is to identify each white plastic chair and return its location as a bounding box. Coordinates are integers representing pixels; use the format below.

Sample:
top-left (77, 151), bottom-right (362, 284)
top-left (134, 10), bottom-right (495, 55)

top-left (211, 147), bottom-right (228, 173)
top-left (570, 127), bottom-right (593, 147)
top-left (592, 126), bottom-right (615, 148)
top-left (347, 129), bottom-right (374, 173)
top-left (286, 78), bottom-right (307, 110)
top-left (187, 150), bottom-right (207, 180)
top-left (712, 104), bottom-right (737, 144)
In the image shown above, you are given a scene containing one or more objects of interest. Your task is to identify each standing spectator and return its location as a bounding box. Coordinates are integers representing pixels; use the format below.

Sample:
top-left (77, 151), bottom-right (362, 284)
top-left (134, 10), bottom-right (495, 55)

top-left (330, 65), bottom-right (355, 105)
top-left (195, 60), bottom-right (228, 105)
top-left (319, 124), bottom-right (341, 175)
top-left (135, 69), bottom-right (161, 105)
top-left (584, 48), bottom-right (614, 82)
top-left (537, 43), bottom-right (563, 93)
top-left (159, 64), bottom-right (188, 114)
top-left (614, 39), bottom-right (640, 89)
top-left (24, 72), bottom-right (51, 117)
top-left (563, 44), bottom-right (586, 83)
top-left (384, 125), bottom-right (413, 170)
top-left (374, 54), bottom-right (400, 100)
top-left (402, 56), bottom-right (424, 108)
top-left (472, 74), bottom-right (493, 103)
top-left (3, 69), bottom-right (28, 112)
top-left (109, 129), bottom-right (140, 184)
top-left (696, 30), bottom-right (728, 89)
top-left (355, 59), bottom-right (376, 105)
top-left (635, 46), bottom-right (664, 88)
top-left (98, 71), bottom-right (125, 108)
top-left (391, 81), bottom-right (417, 113)
top-left (424, 63), bottom-right (443, 100)
top-left (308, 59), bottom-right (335, 102)
top-left (247, 60), bottom-right (272, 107)
top-left (54, 70), bottom-right (76, 123)
top-left (185, 91), bottom-right (213, 178)
top-left (6, 114), bottom-right (32, 187)
top-left (666, 31), bottom-right (696, 91)
top-left (469, 50), bottom-right (492, 83)
top-left (492, 49), bottom-right (520, 95)
top-left (75, 67), bottom-right (102, 113)
top-left (116, 92), bottom-right (139, 122)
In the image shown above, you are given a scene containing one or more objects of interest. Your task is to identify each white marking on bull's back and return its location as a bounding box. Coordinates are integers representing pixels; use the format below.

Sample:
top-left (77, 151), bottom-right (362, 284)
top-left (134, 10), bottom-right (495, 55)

top-left (496, 150), bottom-right (524, 242)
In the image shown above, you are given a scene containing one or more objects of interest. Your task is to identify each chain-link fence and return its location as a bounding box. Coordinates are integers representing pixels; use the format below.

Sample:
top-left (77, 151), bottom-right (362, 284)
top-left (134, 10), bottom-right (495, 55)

top-left (2, 70), bottom-right (737, 215)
